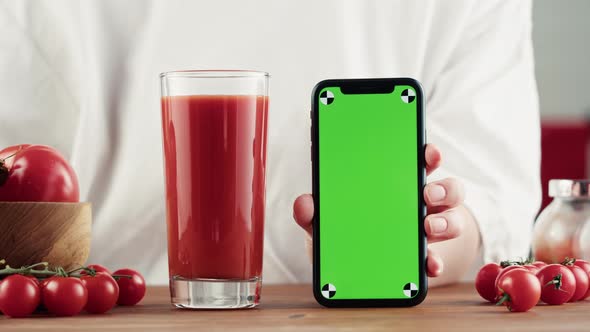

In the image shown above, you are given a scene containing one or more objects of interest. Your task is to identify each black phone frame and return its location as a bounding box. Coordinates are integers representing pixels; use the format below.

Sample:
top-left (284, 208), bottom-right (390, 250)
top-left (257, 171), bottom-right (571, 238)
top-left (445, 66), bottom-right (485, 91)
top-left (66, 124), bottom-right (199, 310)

top-left (311, 78), bottom-right (427, 307)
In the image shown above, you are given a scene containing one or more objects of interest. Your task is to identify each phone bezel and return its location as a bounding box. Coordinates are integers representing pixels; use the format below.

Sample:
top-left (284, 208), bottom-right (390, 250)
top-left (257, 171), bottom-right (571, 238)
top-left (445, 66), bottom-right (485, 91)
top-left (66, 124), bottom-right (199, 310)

top-left (311, 78), bottom-right (427, 307)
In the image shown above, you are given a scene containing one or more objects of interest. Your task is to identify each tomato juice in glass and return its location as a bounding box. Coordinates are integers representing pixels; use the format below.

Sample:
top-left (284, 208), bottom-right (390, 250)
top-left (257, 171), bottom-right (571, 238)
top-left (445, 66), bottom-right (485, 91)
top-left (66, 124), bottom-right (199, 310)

top-left (160, 71), bottom-right (269, 309)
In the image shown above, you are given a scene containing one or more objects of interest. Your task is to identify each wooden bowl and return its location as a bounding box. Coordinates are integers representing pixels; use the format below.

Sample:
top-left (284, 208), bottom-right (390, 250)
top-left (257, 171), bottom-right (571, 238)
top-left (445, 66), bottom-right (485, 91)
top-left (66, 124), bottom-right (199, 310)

top-left (0, 202), bottom-right (91, 270)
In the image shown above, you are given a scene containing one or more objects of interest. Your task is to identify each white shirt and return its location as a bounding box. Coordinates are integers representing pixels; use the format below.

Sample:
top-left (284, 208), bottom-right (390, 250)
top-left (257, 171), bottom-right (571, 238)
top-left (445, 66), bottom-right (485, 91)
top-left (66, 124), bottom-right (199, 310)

top-left (0, 0), bottom-right (541, 284)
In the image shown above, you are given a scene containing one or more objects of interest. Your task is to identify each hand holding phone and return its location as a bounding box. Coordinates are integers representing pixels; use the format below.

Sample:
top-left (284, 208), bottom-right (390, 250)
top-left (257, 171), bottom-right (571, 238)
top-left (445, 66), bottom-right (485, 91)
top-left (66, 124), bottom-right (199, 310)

top-left (294, 145), bottom-right (465, 283)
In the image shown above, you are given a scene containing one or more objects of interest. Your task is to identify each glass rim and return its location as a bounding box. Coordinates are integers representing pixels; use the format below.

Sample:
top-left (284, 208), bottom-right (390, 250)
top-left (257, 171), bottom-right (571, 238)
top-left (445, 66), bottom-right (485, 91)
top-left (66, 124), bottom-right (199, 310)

top-left (160, 70), bottom-right (270, 79)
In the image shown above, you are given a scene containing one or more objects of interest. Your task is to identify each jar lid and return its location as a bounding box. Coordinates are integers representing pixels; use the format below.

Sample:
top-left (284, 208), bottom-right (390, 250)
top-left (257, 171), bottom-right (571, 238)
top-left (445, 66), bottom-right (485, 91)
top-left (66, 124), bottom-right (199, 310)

top-left (549, 179), bottom-right (590, 198)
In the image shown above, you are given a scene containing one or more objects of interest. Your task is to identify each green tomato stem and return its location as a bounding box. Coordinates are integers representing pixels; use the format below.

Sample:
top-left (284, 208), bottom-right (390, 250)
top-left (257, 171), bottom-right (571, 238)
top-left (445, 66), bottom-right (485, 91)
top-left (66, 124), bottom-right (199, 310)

top-left (544, 273), bottom-right (563, 290)
top-left (496, 292), bottom-right (510, 306)
top-left (0, 264), bottom-right (56, 277)
top-left (561, 257), bottom-right (576, 266)
top-left (0, 151), bottom-right (19, 161)
top-left (27, 262), bottom-right (49, 269)
top-left (0, 258), bottom-right (127, 280)
top-left (67, 266), bottom-right (87, 275)
top-left (0, 148), bottom-right (24, 185)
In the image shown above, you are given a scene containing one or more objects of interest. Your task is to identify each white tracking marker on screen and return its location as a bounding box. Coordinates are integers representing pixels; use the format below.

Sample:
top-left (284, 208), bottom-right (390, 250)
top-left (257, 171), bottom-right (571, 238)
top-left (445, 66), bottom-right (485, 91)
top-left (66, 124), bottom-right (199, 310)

top-left (321, 283), bottom-right (337, 299)
top-left (320, 90), bottom-right (335, 105)
top-left (403, 282), bottom-right (418, 298)
top-left (401, 88), bottom-right (416, 103)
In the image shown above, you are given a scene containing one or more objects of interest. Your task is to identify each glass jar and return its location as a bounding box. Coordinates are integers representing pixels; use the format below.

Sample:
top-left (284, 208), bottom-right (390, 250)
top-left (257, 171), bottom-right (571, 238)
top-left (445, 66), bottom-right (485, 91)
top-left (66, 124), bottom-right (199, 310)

top-left (532, 179), bottom-right (590, 263)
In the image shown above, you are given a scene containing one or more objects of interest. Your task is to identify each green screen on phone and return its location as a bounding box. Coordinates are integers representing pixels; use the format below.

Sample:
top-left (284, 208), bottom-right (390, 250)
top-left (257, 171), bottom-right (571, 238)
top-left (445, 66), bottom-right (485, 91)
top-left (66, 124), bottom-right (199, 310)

top-left (317, 83), bottom-right (423, 301)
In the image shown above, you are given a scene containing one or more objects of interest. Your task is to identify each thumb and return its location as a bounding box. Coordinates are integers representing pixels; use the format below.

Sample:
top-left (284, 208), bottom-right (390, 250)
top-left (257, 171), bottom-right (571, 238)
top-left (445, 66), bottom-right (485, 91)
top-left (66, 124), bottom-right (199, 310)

top-left (293, 194), bottom-right (314, 236)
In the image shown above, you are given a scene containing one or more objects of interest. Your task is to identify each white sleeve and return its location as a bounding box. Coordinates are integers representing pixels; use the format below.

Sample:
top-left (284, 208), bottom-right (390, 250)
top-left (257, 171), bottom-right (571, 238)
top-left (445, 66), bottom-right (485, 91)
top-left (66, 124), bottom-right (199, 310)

top-left (426, 1), bottom-right (541, 262)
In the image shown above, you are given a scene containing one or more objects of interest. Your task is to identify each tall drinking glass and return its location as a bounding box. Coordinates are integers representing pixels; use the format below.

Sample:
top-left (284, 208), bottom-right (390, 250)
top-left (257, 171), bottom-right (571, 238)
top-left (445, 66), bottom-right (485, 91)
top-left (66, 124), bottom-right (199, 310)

top-left (160, 70), bottom-right (269, 309)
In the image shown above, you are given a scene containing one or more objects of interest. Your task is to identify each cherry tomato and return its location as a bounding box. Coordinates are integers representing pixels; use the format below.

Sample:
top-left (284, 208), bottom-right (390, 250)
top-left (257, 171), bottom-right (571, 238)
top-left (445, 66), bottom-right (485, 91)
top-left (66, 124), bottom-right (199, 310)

top-left (42, 277), bottom-right (88, 316)
top-left (523, 264), bottom-right (540, 275)
top-left (24, 274), bottom-right (47, 311)
top-left (22, 274), bottom-right (40, 286)
top-left (495, 265), bottom-right (526, 290)
top-left (536, 264), bottom-right (576, 305)
top-left (532, 261), bottom-right (547, 269)
top-left (39, 277), bottom-right (51, 290)
top-left (113, 268), bottom-right (146, 306)
top-left (475, 263), bottom-right (502, 302)
top-left (574, 259), bottom-right (590, 300)
top-left (36, 277), bottom-right (53, 312)
top-left (564, 264), bottom-right (589, 302)
top-left (81, 264), bottom-right (112, 276)
top-left (0, 144), bottom-right (79, 202)
top-left (496, 269), bottom-right (541, 312)
top-left (81, 272), bottom-right (119, 314)
top-left (0, 274), bottom-right (41, 318)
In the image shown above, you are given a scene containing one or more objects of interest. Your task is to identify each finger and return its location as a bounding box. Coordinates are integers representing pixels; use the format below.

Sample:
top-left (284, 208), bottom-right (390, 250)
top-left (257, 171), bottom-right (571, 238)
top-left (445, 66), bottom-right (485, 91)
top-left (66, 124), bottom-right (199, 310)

top-left (293, 194), bottom-right (314, 235)
top-left (427, 248), bottom-right (443, 277)
top-left (424, 207), bottom-right (465, 243)
top-left (424, 177), bottom-right (465, 209)
top-left (425, 144), bottom-right (442, 176)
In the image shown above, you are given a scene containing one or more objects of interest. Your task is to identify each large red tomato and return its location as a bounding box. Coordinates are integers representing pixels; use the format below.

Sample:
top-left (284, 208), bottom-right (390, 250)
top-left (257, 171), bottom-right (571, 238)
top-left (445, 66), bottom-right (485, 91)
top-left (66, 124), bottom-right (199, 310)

top-left (0, 144), bottom-right (79, 202)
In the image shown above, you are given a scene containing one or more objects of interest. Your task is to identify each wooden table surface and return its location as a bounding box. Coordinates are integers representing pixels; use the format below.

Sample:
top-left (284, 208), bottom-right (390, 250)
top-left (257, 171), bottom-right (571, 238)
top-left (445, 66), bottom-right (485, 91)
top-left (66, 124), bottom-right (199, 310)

top-left (1, 283), bottom-right (588, 331)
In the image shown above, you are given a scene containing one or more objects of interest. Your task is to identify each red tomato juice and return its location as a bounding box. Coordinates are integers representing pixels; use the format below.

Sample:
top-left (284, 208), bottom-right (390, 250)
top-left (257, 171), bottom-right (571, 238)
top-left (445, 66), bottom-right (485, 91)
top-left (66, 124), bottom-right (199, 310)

top-left (161, 95), bottom-right (268, 280)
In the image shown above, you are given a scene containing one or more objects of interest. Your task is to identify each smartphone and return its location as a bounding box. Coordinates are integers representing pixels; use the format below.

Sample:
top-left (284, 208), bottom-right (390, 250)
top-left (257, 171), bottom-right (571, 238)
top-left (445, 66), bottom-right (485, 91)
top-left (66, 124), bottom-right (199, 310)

top-left (311, 78), bottom-right (427, 307)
